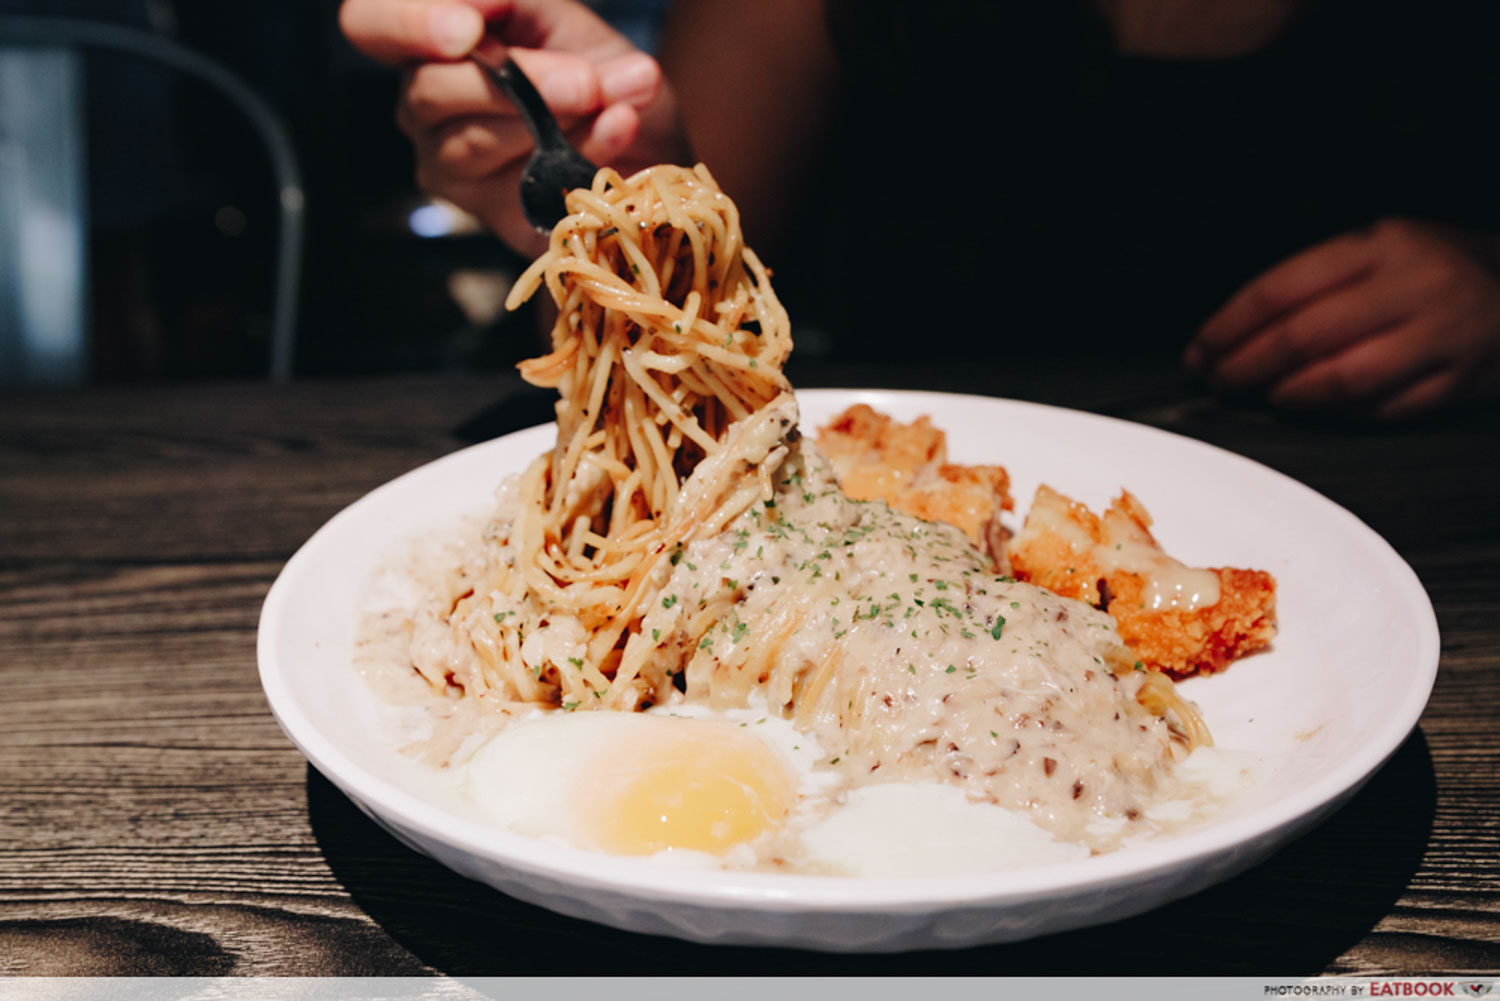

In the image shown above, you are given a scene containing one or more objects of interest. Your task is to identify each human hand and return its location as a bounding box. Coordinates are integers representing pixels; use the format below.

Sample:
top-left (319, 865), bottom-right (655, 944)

top-left (339, 0), bottom-right (688, 253)
top-left (1184, 219), bottom-right (1500, 419)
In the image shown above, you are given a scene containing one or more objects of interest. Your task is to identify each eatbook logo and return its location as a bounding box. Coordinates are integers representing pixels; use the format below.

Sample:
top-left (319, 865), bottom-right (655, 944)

top-left (1461, 985), bottom-right (1493, 998)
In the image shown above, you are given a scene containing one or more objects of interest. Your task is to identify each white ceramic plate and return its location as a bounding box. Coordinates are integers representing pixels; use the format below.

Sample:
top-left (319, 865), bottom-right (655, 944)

top-left (258, 389), bottom-right (1439, 952)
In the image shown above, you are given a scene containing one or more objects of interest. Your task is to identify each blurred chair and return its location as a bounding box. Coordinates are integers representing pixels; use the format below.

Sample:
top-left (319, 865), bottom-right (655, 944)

top-left (0, 15), bottom-right (303, 383)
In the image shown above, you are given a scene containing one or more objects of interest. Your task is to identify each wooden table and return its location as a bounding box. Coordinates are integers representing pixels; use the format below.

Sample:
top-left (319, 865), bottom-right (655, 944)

top-left (2, 363), bottom-right (1497, 976)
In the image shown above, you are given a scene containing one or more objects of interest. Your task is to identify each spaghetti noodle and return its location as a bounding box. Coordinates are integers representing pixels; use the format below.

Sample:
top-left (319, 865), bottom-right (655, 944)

top-left (439, 163), bottom-right (797, 712)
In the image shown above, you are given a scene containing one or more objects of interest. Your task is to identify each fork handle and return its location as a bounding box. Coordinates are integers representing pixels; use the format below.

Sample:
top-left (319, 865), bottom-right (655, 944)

top-left (471, 52), bottom-right (569, 154)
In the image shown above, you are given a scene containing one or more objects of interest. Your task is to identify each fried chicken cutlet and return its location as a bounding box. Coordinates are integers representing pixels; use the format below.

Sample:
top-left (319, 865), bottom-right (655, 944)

top-left (1009, 485), bottom-right (1277, 677)
top-left (815, 404), bottom-right (1014, 570)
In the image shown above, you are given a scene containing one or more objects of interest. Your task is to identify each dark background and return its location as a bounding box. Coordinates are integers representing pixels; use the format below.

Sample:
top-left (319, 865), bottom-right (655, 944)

top-left (10, 1), bottom-right (1498, 387)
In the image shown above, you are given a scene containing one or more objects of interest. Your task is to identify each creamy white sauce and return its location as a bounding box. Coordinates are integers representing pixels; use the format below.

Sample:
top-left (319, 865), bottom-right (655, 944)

top-left (638, 444), bottom-right (1193, 847)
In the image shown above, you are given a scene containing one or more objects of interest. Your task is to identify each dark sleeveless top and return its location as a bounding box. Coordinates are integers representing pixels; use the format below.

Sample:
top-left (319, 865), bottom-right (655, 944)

top-left (772, 0), bottom-right (1500, 365)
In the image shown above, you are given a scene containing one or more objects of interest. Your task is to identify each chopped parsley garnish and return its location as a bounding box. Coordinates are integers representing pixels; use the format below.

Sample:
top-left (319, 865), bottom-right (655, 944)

top-left (930, 597), bottom-right (960, 617)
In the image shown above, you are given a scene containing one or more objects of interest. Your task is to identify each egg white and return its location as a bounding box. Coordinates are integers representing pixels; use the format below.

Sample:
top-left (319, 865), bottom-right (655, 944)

top-left (461, 700), bottom-right (1109, 877)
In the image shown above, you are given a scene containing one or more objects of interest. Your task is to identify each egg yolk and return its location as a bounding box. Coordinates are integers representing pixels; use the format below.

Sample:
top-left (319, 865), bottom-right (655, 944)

top-left (584, 722), bottom-right (796, 857)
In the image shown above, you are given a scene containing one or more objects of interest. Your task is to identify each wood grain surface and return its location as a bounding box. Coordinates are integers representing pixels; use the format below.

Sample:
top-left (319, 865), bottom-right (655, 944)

top-left (2, 367), bottom-right (1497, 976)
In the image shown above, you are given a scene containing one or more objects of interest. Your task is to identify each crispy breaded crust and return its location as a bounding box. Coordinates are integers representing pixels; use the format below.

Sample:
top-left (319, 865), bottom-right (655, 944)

top-left (1010, 484), bottom-right (1277, 677)
top-left (816, 404), bottom-right (1013, 568)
